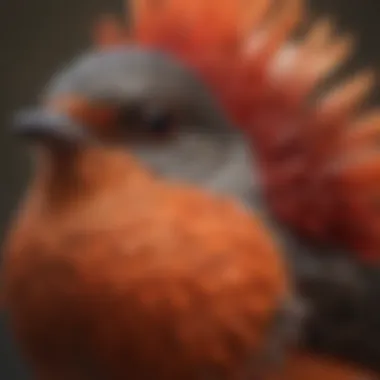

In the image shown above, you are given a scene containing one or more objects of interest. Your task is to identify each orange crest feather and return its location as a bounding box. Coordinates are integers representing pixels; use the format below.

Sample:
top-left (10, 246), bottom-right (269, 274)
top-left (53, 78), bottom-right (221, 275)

top-left (95, 0), bottom-right (380, 261)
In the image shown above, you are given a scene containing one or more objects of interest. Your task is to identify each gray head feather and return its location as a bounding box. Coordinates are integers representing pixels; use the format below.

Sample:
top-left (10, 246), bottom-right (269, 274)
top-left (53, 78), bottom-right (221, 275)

top-left (42, 47), bottom-right (261, 200)
top-left (44, 47), bottom-right (231, 132)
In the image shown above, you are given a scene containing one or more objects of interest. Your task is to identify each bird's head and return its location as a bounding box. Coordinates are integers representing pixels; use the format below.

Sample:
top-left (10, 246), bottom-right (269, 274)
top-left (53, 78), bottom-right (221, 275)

top-left (12, 0), bottom-right (276, 195)
top-left (12, 47), bottom-right (249, 187)
top-left (11, 0), bottom-right (302, 192)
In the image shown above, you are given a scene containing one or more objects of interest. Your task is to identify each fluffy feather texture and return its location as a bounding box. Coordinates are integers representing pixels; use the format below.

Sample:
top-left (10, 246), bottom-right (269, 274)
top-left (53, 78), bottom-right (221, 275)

top-left (93, 0), bottom-right (379, 262)
top-left (3, 148), bottom-right (289, 379)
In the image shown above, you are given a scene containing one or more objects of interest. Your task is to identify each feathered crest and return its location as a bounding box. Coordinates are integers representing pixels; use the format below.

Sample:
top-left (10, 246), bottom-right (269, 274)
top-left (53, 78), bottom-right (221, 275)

top-left (93, 0), bottom-right (306, 126)
top-left (94, 0), bottom-right (380, 261)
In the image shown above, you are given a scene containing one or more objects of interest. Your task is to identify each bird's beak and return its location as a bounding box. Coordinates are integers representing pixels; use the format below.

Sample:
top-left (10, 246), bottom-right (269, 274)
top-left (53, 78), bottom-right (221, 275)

top-left (11, 108), bottom-right (90, 144)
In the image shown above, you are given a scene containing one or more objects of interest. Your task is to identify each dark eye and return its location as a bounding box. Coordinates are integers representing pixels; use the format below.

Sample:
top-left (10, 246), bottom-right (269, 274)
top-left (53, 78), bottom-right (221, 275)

top-left (118, 104), bottom-right (174, 137)
top-left (143, 107), bottom-right (174, 136)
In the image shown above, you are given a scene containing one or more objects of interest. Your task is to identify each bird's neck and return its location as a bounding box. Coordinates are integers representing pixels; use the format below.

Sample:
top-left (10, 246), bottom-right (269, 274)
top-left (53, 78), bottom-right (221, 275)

top-left (29, 145), bottom-right (153, 210)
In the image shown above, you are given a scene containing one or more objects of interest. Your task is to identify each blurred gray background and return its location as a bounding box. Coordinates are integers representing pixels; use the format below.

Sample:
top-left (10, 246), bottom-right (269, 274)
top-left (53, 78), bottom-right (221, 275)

top-left (0, 0), bottom-right (379, 378)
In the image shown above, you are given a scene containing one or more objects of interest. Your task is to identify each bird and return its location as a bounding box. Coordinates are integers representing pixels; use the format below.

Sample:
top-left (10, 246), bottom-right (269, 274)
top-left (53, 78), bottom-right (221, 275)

top-left (1, 0), bottom-right (379, 379)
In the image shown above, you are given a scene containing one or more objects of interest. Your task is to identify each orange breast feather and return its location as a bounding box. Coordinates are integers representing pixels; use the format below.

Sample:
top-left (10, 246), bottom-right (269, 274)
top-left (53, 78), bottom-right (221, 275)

top-left (3, 160), bottom-right (288, 379)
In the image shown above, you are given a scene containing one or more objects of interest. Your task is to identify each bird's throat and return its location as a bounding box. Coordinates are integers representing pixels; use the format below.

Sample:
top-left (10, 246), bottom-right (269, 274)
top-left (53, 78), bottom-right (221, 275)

top-left (30, 146), bottom-right (153, 210)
